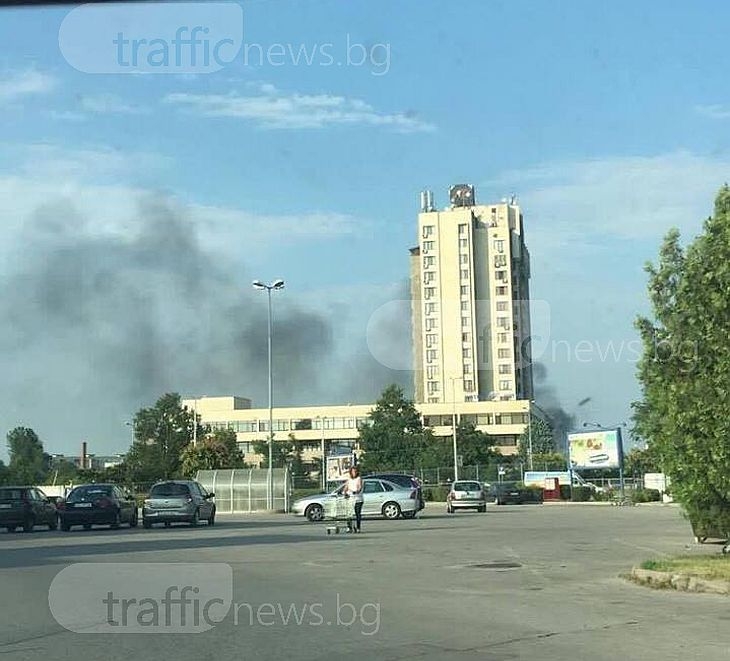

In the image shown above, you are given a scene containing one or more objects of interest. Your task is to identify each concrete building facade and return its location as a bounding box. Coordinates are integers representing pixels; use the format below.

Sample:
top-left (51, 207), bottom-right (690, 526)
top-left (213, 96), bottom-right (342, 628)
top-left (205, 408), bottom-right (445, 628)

top-left (411, 186), bottom-right (533, 404)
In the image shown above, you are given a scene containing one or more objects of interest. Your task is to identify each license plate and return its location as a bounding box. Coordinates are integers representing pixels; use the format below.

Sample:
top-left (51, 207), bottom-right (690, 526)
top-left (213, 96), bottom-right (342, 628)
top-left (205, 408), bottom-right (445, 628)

top-left (76, 502), bottom-right (93, 508)
top-left (0, 503), bottom-right (11, 509)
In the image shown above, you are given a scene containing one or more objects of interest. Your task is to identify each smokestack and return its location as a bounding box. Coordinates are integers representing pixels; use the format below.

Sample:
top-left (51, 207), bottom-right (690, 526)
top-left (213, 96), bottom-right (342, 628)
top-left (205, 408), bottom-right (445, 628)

top-left (81, 441), bottom-right (88, 470)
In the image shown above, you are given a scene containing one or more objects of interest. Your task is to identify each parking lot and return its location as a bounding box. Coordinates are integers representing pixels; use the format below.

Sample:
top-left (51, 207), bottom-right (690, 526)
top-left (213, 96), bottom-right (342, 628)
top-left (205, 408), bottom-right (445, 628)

top-left (0, 503), bottom-right (728, 661)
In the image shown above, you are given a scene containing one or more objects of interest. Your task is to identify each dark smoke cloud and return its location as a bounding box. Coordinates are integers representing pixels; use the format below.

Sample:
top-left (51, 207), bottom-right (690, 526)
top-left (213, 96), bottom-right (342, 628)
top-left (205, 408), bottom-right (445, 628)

top-left (0, 194), bottom-right (342, 454)
top-left (532, 362), bottom-right (576, 450)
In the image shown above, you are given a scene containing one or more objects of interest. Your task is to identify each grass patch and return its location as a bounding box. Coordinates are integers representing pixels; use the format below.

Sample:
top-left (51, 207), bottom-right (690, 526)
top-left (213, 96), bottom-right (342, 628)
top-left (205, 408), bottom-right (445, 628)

top-left (640, 556), bottom-right (730, 581)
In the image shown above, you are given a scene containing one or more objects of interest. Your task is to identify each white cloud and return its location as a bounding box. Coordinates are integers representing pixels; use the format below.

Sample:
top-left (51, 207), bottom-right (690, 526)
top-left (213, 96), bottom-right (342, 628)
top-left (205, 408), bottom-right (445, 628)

top-left (80, 94), bottom-right (149, 115)
top-left (0, 68), bottom-right (56, 104)
top-left (695, 104), bottom-right (730, 119)
top-left (490, 151), bottom-right (730, 245)
top-left (164, 84), bottom-right (434, 132)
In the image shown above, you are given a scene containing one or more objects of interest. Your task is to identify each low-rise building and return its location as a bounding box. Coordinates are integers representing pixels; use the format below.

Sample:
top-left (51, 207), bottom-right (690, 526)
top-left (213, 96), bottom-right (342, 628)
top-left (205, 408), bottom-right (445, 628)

top-left (183, 395), bottom-right (529, 466)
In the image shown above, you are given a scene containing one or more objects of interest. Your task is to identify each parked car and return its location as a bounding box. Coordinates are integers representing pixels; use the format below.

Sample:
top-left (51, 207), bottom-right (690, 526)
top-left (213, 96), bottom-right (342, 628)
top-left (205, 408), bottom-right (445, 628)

top-left (447, 480), bottom-right (487, 513)
top-left (58, 484), bottom-right (138, 531)
top-left (366, 473), bottom-right (425, 516)
top-left (0, 486), bottom-right (58, 532)
top-left (143, 480), bottom-right (215, 528)
top-left (489, 481), bottom-right (544, 505)
top-left (293, 478), bottom-right (419, 522)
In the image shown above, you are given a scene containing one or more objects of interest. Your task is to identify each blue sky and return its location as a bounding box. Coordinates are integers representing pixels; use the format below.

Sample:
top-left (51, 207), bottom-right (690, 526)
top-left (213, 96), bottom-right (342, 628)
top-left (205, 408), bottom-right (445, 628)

top-left (1, 0), bottom-right (730, 457)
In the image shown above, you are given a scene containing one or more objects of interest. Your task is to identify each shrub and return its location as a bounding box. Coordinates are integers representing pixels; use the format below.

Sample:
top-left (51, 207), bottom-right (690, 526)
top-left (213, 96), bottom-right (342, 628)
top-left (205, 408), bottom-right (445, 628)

top-left (422, 486), bottom-right (451, 502)
top-left (632, 488), bottom-right (662, 503)
top-left (571, 486), bottom-right (593, 502)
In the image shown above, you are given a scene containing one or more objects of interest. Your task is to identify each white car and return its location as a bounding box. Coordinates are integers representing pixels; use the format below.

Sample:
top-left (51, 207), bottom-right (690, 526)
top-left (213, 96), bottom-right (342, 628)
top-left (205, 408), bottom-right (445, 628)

top-left (292, 478), bottom-right (420, 521)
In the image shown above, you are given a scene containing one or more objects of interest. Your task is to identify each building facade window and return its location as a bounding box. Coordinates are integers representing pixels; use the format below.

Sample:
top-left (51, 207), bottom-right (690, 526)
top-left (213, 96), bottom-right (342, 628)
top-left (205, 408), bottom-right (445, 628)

top-left (497, 316), bottom-right (510, 328)
top-left (460, 285), bottom-right (470, 296)
top-left (459, 238), bottom-right (468, 249)
top-left (464, 380), bottom-right (474, 391)
top-left (496, 286), bottom-right (508, 296)
top-left (498, 364), bottom-right (512, 374)
top-left (496, 301), bottom-right (508, 312)
top-left (461, 316), bottom-right (471, 328)
top-left (498, 332), bottom-right (509, 343)
top-left (463, 363), bottom-right (472, 374)
top-left (462, 332), bottom-right (471, 342)
top-left (425, 318), bottom-right (437, 331)
top-left (458, 223), bottom-right (468, 235)
top-left (427, 381), bottom-right (440, 394)
top-left (461, 300), bottom-right (469, 311)
top-left (494, 239), bottom-right (505, 253)
top-left (460, 254), bottom-right (469, 264)
top-left (425, 302), bottom-right (438, 314)
top-left (423, 255), bottom-right (435, 268)
top-left (460, 269), bottom-right (470, 280)
top-left (426, 365), bottom-right (438, 380)
top-left (462, 347), bottom-right (472, 358)
top-left (499, 380), bottom-right (512, 391)
top-left (426, 333), bottom-right (438, 348)
top-left (498, 348), bottom-right (511, 359)
top-left (422, 225), bottom-right (434, 238)
top-left (424, 287), bottom-right (436, 299)
top-left (423, 240), bottom-right (435, 253)
top-left (495, 270), bottom-right (507, 282)
top-left (426, 349), bottom-right (438, 362)
top-left (424, 271), bottom-right (435, 284)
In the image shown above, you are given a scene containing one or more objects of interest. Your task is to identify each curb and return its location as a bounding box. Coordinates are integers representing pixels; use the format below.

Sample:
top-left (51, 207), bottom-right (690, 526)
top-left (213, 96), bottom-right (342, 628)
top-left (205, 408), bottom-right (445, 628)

top-left (629, 567), bottom-right (730, 595)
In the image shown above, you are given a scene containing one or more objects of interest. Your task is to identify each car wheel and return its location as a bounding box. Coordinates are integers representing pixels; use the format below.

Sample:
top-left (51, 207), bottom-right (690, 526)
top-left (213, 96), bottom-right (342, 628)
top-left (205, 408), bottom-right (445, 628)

top-left (48, 515), bottom-right (59, 531)
top-left (382, 502), bottom-right (401, 520)
top-left (164, 522), bottom-right (171, 528)
top-left (129, 509), bottom-right (138, 528)
top-left (190, 509), bottom-right (200, 527)
top-left (143, 519), bottom-right (152, 529)
top-left (208, 507), bottom-right (216, 526)
top-left (305, 504), bottom-right (324, 522)
top-left (478, 506), bottom-right (486, 513)
top-left (402, 511), bottom-right (416, 519)
top-left (83, 523), bottom-right (92, 530)
top-left (7, 525), bottom-right (16, 533)
top-left (22, 516), bottom-right (35, 533)
top-left (60, 522), bottom-right (71, 532)
top-left (111, 512), bottom-right (122, 530)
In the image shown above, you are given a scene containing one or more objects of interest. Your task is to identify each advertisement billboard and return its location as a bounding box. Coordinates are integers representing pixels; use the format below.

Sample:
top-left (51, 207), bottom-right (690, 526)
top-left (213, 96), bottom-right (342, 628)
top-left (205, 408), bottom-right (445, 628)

top-left (326, 454), bottom-right (355, 482)
top-left (568, 429), bottom-right (622, 469)
top-left (523, 471), bottom-right (571, 487)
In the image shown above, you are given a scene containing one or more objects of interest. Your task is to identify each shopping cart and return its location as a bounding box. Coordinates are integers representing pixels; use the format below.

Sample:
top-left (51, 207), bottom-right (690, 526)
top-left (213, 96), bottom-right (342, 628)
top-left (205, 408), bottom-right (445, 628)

top-left (324, 495), bottom-right (355, 535)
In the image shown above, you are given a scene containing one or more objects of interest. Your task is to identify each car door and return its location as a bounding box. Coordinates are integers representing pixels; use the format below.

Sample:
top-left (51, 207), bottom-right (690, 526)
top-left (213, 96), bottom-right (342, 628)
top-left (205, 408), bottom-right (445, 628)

top-left (192, 482), bottom-right (211, 518)
top-left (34, 489), bottom-right (54, 524)
top-left (115, 487), bottom-right (132, 521)
top-left (361, 480), bottom-right (386, 515)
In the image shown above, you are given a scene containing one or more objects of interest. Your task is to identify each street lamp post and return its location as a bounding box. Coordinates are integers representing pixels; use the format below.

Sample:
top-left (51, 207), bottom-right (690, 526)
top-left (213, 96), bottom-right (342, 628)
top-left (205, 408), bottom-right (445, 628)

top-left (527, 406), bottom-right (534, 471)
top-left (253, 278), bottom-right (285, 510)
top-left (450, 377), bottom-right (460, 482)
top-left (316, 416), bottom-right (326, 492)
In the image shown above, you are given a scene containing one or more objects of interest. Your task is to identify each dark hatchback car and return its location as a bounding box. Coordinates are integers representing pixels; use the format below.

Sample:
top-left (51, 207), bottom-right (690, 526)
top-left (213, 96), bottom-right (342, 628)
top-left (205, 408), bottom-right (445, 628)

top-left (143, 480), bottom-right (215, 528)
top-left (0, 486), bottom-right (58, 532)
top-left (490, 481), bottom-right (544, 505)
top-left (366, 473), bottom-right (425, 516)
top-left (58, 484), bottom-right (138, 531)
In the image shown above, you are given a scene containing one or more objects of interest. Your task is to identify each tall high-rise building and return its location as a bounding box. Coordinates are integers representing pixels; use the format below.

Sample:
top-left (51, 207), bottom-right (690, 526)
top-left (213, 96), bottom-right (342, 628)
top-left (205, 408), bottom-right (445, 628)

top-left (411, 185), bottom-right (533, 405)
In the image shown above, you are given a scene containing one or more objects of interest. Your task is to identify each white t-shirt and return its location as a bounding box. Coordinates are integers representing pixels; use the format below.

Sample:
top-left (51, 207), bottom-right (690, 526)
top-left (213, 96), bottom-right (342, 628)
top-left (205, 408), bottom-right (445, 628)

top-left (345, 476), bottom-right (364, 503)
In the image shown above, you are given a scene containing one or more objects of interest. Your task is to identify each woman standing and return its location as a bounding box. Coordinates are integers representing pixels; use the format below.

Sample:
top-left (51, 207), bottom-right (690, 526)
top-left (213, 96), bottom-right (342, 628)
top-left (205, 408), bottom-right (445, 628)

top-left (343, 466), bottom-right (364, 533)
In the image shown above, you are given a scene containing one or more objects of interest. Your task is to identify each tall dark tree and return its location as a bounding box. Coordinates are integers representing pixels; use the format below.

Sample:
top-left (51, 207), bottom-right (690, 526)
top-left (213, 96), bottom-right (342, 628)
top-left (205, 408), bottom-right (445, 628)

top-left (125, 393), bottom-right (199, 482)
top-left (517, 415), bottom-right (556, 466)
top-left (0, 459), bottom-right (10, 486)
top-left (6, 427), bottom-right (46, 484)
top-left (253, 436), bottom-right (294, 469)
top-left (634, 185), bottom-right (730, 533)
top-left (358, 385), bottom-right (432, 472)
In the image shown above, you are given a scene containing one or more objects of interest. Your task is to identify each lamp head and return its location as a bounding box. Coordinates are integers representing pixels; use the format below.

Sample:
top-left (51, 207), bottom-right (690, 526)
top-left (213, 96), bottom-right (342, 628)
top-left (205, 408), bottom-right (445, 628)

top-left (272, 279), bottom-right (285, 290)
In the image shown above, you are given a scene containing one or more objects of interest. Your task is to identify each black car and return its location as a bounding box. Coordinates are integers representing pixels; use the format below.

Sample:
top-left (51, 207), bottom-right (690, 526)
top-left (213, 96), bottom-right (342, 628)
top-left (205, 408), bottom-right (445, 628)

top-left (490, 481), bottom-right (544, 505)
top-left (0, 486), bottom-right (58, 532)
top-left (366, 473), bottom-right (425, 515)
top-left (58, 484), bottom-right (138, 531)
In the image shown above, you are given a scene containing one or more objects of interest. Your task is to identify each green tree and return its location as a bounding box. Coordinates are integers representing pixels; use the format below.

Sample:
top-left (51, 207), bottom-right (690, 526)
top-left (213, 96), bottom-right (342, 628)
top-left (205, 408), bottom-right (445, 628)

top-left (624, 447), bottom-right (661, 478)
top-left (125, 393), bottom-right (199, 482)
top-left (633, 185), bottom-right (730, 533)
top-left (358, 385), bottom-right (432, 472)
top-left (47, 459), bottom-right (79, 485)
top-left (253, 437), bottom-right (295, 469)
top-left (517, 415), bottom-right (555, 466)
top-left (0, 459), bottom-right (10, 485)
top-left (181, 429), bottom-right (245, 477)
top-left (6, 427), bottom-right (46, 484)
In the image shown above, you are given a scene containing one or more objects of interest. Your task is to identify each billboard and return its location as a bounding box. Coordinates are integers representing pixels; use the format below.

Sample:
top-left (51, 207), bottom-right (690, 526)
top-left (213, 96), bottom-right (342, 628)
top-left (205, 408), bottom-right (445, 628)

top-left (567, 429), bottom-right (622, 469)
top-left (326, 454), bottom-right (355, 482)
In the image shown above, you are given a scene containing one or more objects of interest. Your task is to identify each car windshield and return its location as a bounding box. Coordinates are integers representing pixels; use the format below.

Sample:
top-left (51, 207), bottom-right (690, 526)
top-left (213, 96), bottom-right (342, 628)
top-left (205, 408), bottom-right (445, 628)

top-left (150, 483), bottom-right (191, 498)
top-left (67, 486), bottom-right (112, 502)
top-left (454, 482), bottom-right (482, 491)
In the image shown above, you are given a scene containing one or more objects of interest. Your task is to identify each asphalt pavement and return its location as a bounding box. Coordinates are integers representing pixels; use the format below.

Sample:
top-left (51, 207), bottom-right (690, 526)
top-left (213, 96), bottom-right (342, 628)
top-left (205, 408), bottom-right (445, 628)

top-left (0, 503), bottom-right (728, 661)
